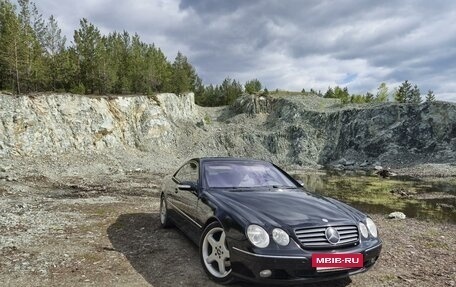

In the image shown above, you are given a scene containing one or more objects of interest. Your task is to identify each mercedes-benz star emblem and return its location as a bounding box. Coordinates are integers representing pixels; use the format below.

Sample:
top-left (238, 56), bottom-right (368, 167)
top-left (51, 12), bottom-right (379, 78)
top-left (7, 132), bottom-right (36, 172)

top-left (325, 227), bottom-right (340, 244)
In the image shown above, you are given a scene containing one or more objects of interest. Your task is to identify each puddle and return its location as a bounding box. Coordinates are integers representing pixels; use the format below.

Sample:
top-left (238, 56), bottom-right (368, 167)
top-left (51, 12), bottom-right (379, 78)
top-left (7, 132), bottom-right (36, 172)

top-left (291, 171), bottom-right (456, 223)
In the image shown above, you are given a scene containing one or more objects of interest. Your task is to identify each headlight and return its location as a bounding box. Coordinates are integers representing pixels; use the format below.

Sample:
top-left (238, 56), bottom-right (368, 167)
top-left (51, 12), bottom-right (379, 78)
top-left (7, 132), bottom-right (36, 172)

top-left (359, 222), bottom-right (368, 238)
top-left (247, 225), bottom-right (270, 248)
top-left (366, 218), bottom-right (378, 238)
top-left (272, 228), bottom-right (290, 246)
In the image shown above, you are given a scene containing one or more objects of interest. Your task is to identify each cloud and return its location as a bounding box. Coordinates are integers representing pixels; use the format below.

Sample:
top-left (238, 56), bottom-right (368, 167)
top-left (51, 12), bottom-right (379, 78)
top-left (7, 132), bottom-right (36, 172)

top-left (14, 0), bottom-right (456, 101)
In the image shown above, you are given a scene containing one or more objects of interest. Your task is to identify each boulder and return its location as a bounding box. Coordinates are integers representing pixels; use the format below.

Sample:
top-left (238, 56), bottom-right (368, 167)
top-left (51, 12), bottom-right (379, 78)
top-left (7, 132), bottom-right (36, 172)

top-left (338, 158), bottom-right (347, 165)
top-left (388, 211), bottom-right (406, 219)
top-left (359, 161), bottom-right (369, 167)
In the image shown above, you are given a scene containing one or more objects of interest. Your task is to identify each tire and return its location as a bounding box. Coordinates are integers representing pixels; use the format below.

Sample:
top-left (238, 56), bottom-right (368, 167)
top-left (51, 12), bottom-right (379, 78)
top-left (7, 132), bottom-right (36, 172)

top-left (159, 195), bottom-right (172, 228)
top-left (199, 221), bottom-right (234, 284)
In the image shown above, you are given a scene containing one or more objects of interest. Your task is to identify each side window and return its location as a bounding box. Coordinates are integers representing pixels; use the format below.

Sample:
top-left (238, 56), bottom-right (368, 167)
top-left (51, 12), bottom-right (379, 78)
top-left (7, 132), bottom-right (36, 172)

top-left (175, 162), bottom-right (199, 183)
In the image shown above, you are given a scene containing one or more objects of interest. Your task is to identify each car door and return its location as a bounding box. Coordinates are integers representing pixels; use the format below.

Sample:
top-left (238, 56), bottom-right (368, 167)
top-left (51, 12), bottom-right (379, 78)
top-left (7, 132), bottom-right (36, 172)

top-left (170, 160), bottom-right (202, 242)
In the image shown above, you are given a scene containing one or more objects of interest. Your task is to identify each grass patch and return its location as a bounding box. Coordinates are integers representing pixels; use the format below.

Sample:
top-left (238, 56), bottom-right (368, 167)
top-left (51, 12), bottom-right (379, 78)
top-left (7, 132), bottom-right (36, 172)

top-left (204, 113), bottom-right (212, 124)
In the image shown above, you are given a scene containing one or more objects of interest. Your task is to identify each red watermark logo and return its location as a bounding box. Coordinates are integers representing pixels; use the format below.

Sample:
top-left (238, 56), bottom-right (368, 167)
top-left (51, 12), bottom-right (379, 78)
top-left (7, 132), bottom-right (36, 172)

top-left (312, 253), bottom-right (363, 269)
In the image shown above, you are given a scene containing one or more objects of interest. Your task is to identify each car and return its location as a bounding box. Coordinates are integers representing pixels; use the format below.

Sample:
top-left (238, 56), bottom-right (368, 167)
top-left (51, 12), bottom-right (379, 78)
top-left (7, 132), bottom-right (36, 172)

top-left (159, 157), bottom-right (382, 285)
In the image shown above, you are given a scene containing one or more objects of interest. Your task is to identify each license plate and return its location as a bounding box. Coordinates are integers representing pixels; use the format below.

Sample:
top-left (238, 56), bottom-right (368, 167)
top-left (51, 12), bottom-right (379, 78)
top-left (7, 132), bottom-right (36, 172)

top-left (312, 253), bottom-right (363, 270)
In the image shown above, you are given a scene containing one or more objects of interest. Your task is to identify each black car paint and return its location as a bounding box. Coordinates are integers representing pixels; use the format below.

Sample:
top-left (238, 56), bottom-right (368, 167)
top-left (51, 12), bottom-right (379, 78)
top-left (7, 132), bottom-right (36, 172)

top-left (161, 158), bottom-right (382, 284)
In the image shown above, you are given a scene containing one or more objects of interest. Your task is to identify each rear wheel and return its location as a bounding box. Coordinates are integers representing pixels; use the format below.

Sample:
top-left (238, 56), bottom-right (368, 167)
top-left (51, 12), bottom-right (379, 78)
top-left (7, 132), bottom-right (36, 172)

top-left (200, 221), bottom-right (234, 284)
top-left (159, 195), bottom-right (172, 228)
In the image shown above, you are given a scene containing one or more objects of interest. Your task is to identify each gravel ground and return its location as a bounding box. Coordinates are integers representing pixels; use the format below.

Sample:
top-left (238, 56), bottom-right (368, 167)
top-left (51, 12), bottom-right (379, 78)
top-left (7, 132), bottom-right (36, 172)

top-left (1, 154), bottom-right (455, 286)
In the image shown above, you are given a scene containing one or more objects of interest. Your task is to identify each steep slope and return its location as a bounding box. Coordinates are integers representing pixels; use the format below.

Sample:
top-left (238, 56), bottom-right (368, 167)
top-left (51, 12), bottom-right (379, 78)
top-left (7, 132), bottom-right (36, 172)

top-left (0, 93), bottom-right (455, 168)
top-left (0, 93), bottom-right (198, 157)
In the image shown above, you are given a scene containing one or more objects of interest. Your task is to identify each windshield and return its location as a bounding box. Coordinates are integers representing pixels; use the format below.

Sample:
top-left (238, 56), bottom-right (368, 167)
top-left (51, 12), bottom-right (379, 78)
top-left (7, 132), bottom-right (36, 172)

top-left (203, 161), bottom-right (297, 189)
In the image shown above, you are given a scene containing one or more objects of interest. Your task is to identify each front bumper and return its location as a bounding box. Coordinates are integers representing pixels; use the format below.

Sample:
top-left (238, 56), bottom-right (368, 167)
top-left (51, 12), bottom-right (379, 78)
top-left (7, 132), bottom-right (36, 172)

top-left (229, 241), bottom-right (382, 285)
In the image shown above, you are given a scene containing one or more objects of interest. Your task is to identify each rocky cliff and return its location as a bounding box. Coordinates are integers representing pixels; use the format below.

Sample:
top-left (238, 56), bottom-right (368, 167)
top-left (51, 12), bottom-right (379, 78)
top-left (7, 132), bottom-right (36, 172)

top-left (0, 93), bottom-right (199, 157)
top-left (0, 92), bottom-right (455, 168)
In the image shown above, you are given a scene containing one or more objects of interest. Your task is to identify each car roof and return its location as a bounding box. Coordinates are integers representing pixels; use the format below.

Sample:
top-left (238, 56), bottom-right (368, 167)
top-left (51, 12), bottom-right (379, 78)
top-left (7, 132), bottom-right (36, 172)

top-left (193, 157), bottom-right (271, 164)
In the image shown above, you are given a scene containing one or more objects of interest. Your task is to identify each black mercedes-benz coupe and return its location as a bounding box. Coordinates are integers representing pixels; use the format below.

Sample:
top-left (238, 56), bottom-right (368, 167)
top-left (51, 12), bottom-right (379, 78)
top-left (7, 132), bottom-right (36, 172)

top-left (159, 157), bottom-right (382, 285)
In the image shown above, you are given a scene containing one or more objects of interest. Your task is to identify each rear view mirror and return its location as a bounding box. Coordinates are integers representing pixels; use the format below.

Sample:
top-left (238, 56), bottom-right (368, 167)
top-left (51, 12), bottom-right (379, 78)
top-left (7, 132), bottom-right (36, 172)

top-left (178, 181), bottom-right (197, 191)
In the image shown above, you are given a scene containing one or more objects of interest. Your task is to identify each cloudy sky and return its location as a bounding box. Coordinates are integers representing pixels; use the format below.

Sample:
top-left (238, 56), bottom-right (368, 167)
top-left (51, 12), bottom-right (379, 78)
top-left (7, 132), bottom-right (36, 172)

top-left (19, 0), bottom-right (456, 101)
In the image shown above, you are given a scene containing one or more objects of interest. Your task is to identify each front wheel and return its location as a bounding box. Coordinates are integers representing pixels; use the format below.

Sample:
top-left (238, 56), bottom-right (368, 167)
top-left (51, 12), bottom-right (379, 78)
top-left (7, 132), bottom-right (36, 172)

top-left (159, 195), bottom-right (172, 228)
top-left (200, 221), bottom-right (234, 284)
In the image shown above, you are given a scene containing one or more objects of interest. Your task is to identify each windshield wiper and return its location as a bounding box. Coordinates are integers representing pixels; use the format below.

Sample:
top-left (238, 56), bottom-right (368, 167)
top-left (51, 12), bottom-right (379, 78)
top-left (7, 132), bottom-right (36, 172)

top-left (269, 185), bottom-right (297, 189)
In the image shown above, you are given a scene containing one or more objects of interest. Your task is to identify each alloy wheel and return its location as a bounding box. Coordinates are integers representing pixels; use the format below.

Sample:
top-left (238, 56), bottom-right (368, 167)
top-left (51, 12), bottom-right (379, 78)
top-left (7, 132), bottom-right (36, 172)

top-left (202, 226), bottom-right (231, 278)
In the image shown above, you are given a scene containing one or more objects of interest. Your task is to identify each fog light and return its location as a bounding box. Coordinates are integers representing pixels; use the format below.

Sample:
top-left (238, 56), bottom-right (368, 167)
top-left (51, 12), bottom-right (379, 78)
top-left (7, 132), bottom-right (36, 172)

top-left (259, 269), bottom-right (272, 278)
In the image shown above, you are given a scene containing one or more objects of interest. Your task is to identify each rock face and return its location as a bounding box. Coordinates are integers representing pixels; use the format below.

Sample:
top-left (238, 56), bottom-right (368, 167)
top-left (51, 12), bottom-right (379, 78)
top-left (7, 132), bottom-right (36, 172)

top-left (0, 93), bottom-right (199, 157)
top-left (260, 95), bottom-right (456, 166)
top-left (0, 92), bottom-right (455, 167)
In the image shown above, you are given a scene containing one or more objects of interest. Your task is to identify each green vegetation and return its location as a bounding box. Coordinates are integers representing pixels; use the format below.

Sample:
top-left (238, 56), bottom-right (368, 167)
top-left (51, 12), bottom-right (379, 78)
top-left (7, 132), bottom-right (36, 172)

top-left (0, 1), bottom-right (437, 107)
top-left (322, 83), bottom-right (390, 104)
top-left (320, 80), bottom-right (433, 105)
top-left (203, 113), bottom-right (211, 124)
top-left (0, 0), bottom-right (204, 97)
top-left (376, 82), bottom-right (389, 103)
top-left (394, 80), bottom-right (421, 104)
top-left (426, 90), bottom-right (436, 102)
top-left (244, 79), bottom-right (262, 94)
top-left (196, 77), bottom-right (243, 106)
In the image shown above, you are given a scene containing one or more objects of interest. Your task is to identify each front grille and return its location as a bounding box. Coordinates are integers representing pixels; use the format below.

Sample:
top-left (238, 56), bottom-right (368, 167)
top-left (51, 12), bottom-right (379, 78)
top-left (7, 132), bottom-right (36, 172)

top-left (295, 225), bottom-right (359, 248)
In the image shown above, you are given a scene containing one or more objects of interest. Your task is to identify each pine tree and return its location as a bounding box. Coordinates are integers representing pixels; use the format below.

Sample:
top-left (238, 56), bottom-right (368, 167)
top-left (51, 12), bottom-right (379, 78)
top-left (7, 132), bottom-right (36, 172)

top-left (324, 87), bottom-right (334, 98)
top-left (395, 80), bottom-right (412, 103)
top-left (0, 0), bottom-right (26, 93)
top-left (17, 0), bottom-right (47, 91)
top-left (334, 86), bottom-right (350, 103)
top-left (376, 82), bottom-right (389, 103)
top-left (110, 31), bottom-right (131, 93)
top-left (244, 79), bottom-right (262, 94)
top-left (170, 51), bottom-right (199, 95)
top-left (43, 15), bottom-right (65, 90)
top-left (59, 47), bottom-right (79, 92)
top-left (129, 34), bottom-right (146, 93)
top-left (426, 90), bottom-right (435, 102)
top-left (224, 78), bottom-right (243, 104)
top-left (410, 84), bottom-right (421, 104)
top-left (365, 92), bottom-right (374, 103)
top-left (73, 18), bottom-right (102, 94)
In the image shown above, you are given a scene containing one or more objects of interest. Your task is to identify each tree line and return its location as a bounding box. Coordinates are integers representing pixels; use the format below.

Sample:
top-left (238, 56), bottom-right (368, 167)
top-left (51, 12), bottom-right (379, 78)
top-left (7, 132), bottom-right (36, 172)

top-left (0, 0), bottom-right (437, 106)
top-left (322, 81), bottom-right (436, 104)
top-left (0, 0), bottom-right (200, 95)
top-left (0, 0), bottom-right (266, 106)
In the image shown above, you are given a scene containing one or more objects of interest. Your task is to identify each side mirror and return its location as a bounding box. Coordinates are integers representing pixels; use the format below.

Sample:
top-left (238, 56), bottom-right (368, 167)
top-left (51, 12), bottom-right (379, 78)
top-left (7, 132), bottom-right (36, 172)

top-left (178, 181), bottom-right (197, 191)
top-left (297, 180), bottom-right (304, 187)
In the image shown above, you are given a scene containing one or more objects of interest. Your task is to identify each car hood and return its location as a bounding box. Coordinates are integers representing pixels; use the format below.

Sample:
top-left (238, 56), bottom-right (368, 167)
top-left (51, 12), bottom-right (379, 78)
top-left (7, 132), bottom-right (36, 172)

top-left (208, 188), bottom-right (364, 228)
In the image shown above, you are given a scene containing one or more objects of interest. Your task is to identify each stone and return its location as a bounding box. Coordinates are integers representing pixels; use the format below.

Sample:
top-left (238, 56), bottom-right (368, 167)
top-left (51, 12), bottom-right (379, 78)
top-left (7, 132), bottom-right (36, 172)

top-left (338, 158), bottom-right (347, 165)
top-left (359, 161), bottom-right (369, 167)
top-left (196, 119), bottom-right (206, 128)
top-left (388, 211), bottom-right (406, 219)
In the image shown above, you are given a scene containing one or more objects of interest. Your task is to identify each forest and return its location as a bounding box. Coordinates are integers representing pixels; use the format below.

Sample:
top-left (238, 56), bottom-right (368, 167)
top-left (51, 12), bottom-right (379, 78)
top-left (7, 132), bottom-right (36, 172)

top-left (0, 0), bottom-right (436, 106)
